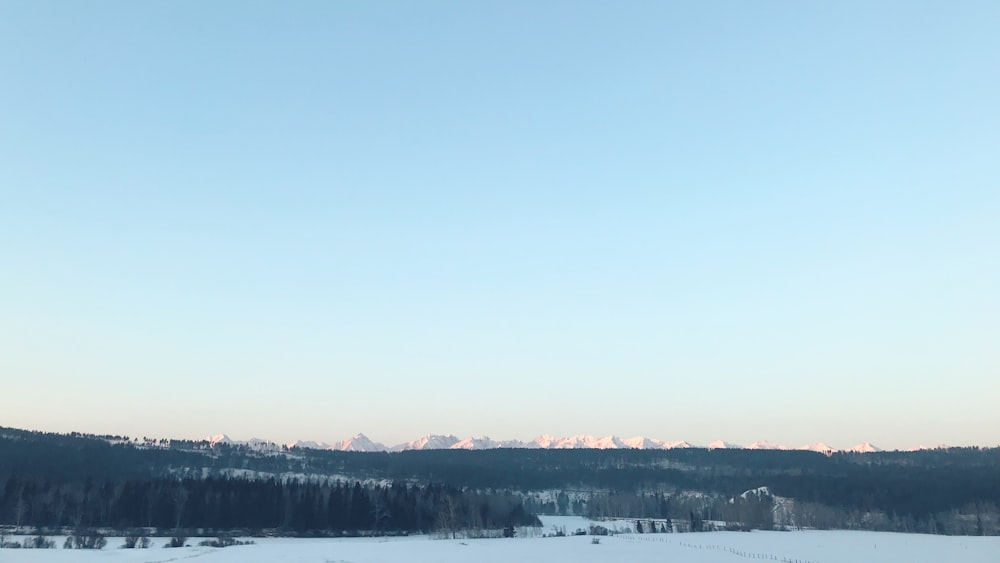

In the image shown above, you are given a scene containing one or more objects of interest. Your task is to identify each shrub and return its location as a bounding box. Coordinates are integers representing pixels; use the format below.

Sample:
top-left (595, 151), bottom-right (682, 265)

top-left (589, 524), bottom-right (609, 536)
top-left (26, 535), bottom-right (56, 549)
top-left (0, 532), bottom-right (23, 549)
top-left (67, 530), bottom-right (107, 549)
top-left (197, 536), bottom-right (253, 548)
top-left (122, 531), bottom-right (151, 549)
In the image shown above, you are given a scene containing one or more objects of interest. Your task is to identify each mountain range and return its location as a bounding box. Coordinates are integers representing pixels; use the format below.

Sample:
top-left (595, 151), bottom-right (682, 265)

top-left (205, 433), bottom-right (896, 454)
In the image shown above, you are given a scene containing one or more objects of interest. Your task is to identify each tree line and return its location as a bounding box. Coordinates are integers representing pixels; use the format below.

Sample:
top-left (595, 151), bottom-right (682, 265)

top-left (2, 427), bottom-right (998, 535)
top-left (0, 475), bottom-right (538, 536)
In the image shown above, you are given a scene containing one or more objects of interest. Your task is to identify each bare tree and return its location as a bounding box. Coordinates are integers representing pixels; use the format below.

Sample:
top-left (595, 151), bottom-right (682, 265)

top-left (14, 484), bottom-right (26, 532)
top-left (437, 495), bottom-right (457, 539)
top-left (172, 484), bottom-right (189, 531)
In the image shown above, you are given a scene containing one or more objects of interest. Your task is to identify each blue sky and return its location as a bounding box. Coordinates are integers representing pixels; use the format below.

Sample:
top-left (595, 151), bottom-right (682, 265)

top-left (2, 1), bottom-right (998, 449)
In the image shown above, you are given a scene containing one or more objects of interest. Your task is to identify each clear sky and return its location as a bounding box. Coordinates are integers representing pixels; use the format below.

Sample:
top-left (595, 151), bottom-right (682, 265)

top-left (2, 1), bottom-right (998, 450)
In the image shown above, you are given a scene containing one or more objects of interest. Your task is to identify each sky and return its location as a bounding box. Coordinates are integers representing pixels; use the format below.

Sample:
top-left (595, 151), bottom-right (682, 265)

top-left (1, 1), bottom-right (998, 451)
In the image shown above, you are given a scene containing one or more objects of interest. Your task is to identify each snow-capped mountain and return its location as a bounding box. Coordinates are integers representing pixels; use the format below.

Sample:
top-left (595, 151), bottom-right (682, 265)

top-left (451, 436), bottom-right (511, 450)
top-left (332, 433), bottom-right (386, 452)
top-left (849, 442), bottom-right (883, 453)
top-left (663, 440), bottom-right (694, 449)
top-left (202, 432), bottom-right (889, 453)
top-left (531, 434), bottom-right (560, 448)
top-left (799, 442), bottom-right (836, 455)
top-left (205, 433), bottom-right (233, 446)
top-left (707, 440), bottom-right (742, 450)
top-left (393, 434), bottom-right (460, 451)
top-left (746, 440), bottom-right (789, 450)
top-left (288, 440), bottom-right (333, 450)
top-left (623, 436), bottom-right (668, 449)
top-left (549, 435), bottom-right (628, 449)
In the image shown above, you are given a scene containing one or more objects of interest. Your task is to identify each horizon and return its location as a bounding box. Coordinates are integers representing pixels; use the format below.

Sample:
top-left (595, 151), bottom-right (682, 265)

top-left (2, 2), bottom-right (998, 451)
top-left (5, 423), bottom-right (991, 453)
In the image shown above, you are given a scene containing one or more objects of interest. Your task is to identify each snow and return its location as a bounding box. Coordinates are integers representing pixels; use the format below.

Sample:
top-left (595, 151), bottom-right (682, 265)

top-left (662, 440), bottom-right (694, 449)
top-left (799, 442), bottom-right (836, 455)
top-left (392, 434), bottom-right (460, 451)
top-left (622, 436), bottom-right (666, 449)
top-left (399, 434), bottom-right (697, 451)
top-left (451, 436), bottom-right (506, 449)
top-left (736, 486), bottom-right (771, 500)
top-left (200, 432), bottom-right (899, 453)
top-left (708, 440), bottom-right (742, 449)
top-left (288, 440), bottom-right (333, 450)
top-left (850, 442), bottom-right (883, 453)
top-left (538, 515), bottom-right (639, 534)
top-left (532, 434), bottom-right (559, 448)
top-left (205, 434), bottom-right (233, 446)
top-left (746, 440), bottom-right (790, 450)
top-left (3, 528), bottom-right (997, 563)
top-left (551, 435), bottom-right (627, 449)
top-left (332, 433), bottom-right (386, 452)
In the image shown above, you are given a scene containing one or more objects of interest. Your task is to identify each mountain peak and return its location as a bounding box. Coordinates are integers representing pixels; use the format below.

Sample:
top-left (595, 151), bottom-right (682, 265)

top-left (452, 436), bottom-right (505, 450)
top-left (394, 434), bottom-right (460, 451)
top-left (334, 433), bottom-right (386, 452)
top-left (850, 442), bottom-right (883, 453)
top-left (746, 440), bottom-right (788, 450)
top-left (708, 440), bottom-right (742, 450)
top-left (663, 440), bottom-right (694, 449)
top-left (203, 432), bottom-right (892, 454)
top-left (288, 439), bottom-right (332, 450)
top-left (205, 434), bottom-right (232, 445)
top-left (800, 442), bottom-right (836, 455)
top-left (623, 436), bottom-right (666, 449)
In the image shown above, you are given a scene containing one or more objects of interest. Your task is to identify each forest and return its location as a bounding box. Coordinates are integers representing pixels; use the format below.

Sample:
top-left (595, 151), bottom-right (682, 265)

top-left (1, 427), bottom-right (998, 536)
top-left (0, 476), bottom-right (537, 537)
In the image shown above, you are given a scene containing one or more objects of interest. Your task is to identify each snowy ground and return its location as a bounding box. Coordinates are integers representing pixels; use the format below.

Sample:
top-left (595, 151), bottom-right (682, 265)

top-left (2, 518), bottom-right (997, 563)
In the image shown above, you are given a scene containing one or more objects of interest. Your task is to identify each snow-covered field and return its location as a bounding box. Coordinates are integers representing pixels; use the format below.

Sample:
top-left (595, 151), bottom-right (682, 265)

top-left (3, 518), bottom-right (997, 563)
